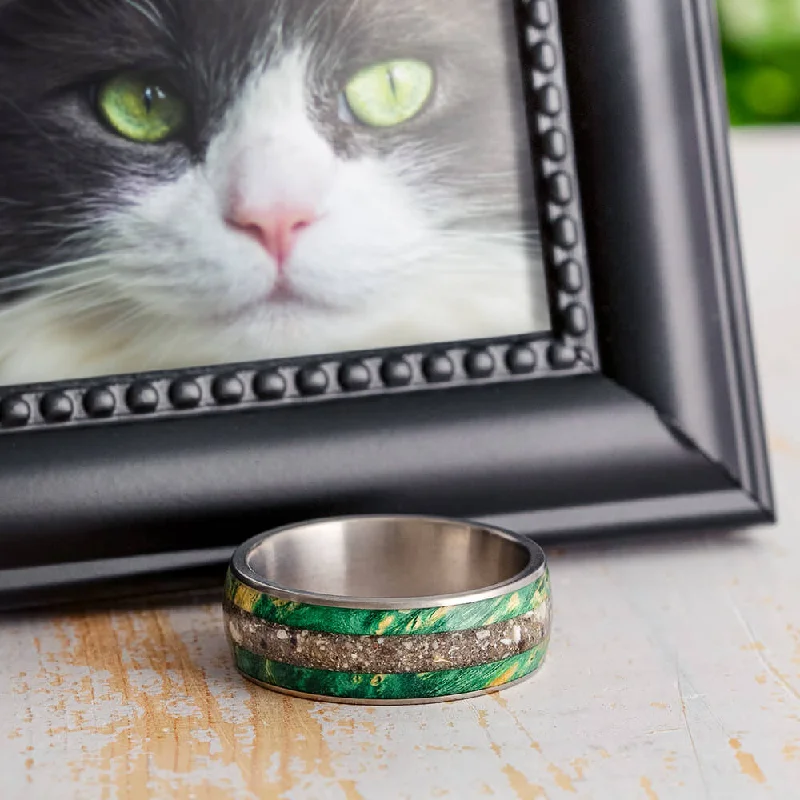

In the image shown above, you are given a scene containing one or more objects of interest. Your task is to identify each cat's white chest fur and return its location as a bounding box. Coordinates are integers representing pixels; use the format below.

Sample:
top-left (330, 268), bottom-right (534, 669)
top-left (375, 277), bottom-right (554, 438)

top-left (0, 248), bottom-right (544, 384)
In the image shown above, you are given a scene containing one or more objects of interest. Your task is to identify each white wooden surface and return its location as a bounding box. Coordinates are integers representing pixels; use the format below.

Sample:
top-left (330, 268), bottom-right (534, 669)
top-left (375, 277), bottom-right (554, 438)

top-left (0, 129), bottom-right (799, 799)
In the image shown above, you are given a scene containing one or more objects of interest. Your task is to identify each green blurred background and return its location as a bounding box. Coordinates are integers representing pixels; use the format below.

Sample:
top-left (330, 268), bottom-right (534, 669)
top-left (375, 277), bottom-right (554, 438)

top-left (719, 0), bottom-right (800, 125)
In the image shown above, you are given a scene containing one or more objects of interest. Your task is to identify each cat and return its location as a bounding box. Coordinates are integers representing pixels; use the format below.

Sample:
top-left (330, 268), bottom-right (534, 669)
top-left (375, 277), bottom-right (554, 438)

top-left (0, 0), bottom-right (549, 386)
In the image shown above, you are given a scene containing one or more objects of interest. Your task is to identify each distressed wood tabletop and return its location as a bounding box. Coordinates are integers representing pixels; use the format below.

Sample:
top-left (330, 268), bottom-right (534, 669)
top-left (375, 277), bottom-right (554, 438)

top-left (1, 130), bottom-right (799, 799)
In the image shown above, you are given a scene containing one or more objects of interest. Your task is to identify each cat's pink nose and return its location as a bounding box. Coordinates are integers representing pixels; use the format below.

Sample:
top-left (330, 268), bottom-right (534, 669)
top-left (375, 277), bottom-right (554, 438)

top-left (227, 205), bottom-right (317, 267)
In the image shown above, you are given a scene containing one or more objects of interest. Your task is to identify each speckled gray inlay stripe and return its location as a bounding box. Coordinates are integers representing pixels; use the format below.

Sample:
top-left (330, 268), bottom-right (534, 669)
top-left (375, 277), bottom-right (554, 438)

top-left (224, 599), bottom-right (551, 674)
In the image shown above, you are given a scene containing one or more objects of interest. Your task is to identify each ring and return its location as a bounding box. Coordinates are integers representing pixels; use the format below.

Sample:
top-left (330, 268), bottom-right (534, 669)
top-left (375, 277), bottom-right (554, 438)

top-left (224, 516), bottom-right (551, 705)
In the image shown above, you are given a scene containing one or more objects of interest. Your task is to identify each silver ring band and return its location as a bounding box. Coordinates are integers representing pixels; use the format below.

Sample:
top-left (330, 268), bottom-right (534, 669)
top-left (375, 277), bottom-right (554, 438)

top-left (224, 516), bottom-right (552, 705)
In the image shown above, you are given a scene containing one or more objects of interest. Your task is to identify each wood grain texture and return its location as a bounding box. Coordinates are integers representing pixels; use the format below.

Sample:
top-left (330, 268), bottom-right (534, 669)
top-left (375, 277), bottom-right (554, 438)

top-left (1, 130), bottom-right (799, 799)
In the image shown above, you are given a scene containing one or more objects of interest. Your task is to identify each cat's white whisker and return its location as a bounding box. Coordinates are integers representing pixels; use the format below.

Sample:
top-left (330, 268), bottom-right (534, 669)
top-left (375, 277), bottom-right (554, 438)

top-left (0, 259), bottom-right (110, 291)
top-left (0, 95), bottom-right (72, 156)
top-left (0, 281), bottom-right (115, 311)
top-left (121, 0), bottom-right (168, 36)
top-left (90, 309), bottom-right (159, 340)
top-left (436, 230), bottom-right (539, 242)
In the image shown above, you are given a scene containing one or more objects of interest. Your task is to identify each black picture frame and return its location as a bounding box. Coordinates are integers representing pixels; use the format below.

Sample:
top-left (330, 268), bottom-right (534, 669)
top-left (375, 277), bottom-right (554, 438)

top-left (0, 0), bottom-right (774, 610)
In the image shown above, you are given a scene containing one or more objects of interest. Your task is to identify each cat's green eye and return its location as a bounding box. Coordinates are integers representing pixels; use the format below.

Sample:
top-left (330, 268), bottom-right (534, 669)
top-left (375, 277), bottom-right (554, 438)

top-left (344, 59), bottom-right (434, 128)
top-left (96, 72), bottom-right (187, 144)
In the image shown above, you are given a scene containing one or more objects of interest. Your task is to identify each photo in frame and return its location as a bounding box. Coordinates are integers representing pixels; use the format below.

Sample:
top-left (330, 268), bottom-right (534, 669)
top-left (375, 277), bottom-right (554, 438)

top-left (0, 0), bottom-right (550, 386)
top-left (0, 0), bottom-right (775, 610)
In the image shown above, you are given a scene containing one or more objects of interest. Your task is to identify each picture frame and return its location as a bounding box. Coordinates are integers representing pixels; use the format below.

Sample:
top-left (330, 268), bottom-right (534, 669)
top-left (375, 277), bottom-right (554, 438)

top-left (0, 0), bottom-right (774, 610)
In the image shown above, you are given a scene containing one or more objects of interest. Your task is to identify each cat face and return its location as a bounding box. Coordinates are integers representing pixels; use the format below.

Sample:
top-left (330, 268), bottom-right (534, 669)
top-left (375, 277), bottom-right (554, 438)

top-left (0, 0), bottom-right (547, 383)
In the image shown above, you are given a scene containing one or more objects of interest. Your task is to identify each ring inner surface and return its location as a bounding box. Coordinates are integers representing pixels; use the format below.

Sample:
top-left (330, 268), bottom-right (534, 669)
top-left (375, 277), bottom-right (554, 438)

top-left (245, 518), bottom-right (532, 600)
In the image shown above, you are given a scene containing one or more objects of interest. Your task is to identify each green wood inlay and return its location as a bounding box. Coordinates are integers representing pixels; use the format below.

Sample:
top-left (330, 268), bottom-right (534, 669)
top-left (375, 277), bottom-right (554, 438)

top-left (225, 569), bottom-right (550, 636)
top-left (233, 640), bottom-right (549, 700)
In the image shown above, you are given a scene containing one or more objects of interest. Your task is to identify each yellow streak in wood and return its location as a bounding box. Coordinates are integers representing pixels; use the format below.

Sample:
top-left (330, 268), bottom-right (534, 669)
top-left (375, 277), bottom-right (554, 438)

top-left (783, 741), bottom-right (800, 761)
top-left (340, 780), bottom-right (366, 800)
top-left (502, 765), bottom-right (548, 799)
top-left (491, 694), bottom-right (542, 756)
top-left (428, 607), bottom-right (448, 623)
top-left (790, 624), bottom-right (800, 666)
top-left (233, 584), bottom-right (261, 613)
top-left (650, 702), bottom-right (668, 709)
top-left (547, 764), bottom-right (577, 793)
top-left (487, 664), bottom-right (519, 688)
top-left (492, 693), bottom-right (509, 709)
top-left (770, 435), bottom-right (800, 457)
top-left (489, 698), bottom-right (573, 796)
top-left (18, 606), bottom-right (372, 799)
top-left (640, 776), bottom-right (660, 800)
top-left (375, 615), bottom-right (396, 636)
top-left (729, 738), bottom-right (767, 784)
top-left (406, 617), bottom-right (425, 633)
top-left (570, 758), bottom-right (588, 781)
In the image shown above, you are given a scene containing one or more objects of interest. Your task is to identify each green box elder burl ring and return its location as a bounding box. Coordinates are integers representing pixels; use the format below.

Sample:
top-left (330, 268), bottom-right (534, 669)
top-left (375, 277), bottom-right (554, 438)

top-left (224, 516), bottom-right (552, 705)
